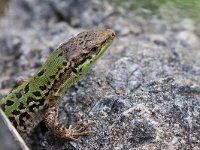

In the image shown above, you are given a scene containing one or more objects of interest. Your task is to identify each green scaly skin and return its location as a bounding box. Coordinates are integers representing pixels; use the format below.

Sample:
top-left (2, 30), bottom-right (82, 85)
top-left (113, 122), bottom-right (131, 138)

top-left (0, 29), bottom-right (115, 142)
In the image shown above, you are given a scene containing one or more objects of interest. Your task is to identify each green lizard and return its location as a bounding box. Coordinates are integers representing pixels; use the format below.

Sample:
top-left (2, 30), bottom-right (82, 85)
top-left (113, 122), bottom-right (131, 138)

top-left (0, 29), bottom-right (115, 142)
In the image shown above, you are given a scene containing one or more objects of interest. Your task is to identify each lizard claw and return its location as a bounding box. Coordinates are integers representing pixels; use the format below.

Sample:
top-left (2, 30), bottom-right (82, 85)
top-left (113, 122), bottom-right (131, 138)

top-left (66, 122), bottom-right (96, 142)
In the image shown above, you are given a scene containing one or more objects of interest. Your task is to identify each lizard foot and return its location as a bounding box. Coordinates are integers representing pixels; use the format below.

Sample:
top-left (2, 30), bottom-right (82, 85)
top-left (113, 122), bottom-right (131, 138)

top-left (64, 122), bottom-right (96, 143)
top-left (45, 105), bottom-right (95, 143)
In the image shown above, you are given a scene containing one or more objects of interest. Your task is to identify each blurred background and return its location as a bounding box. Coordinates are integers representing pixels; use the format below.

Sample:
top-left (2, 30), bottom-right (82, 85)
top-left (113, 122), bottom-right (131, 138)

top-left (0, 0), bottom-right (200, 150)
top-left (1, 0), bottom-right (200, 26)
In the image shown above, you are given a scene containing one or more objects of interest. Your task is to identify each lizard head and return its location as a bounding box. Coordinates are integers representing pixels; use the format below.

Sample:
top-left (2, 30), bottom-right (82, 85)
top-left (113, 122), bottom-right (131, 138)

top-left (59, 29), bottom-right (115, 74)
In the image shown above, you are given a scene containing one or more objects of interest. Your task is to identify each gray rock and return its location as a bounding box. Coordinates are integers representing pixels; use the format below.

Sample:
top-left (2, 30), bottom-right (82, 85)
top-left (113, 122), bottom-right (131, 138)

top-left (0, 0), bottom-right (199, 150)
top-left (107, 57), bottom-right (143, 94)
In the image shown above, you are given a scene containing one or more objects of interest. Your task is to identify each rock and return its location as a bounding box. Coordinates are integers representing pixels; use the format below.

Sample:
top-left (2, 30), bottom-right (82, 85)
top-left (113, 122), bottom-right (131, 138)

top-left (177, 31), bottom-right (200, 48)
top-left (107, 57), bottom-right (143, 94)
top-left (148, 34), bottom-right (168, 46)
top-left (0, 0), bottom-right (199, 150)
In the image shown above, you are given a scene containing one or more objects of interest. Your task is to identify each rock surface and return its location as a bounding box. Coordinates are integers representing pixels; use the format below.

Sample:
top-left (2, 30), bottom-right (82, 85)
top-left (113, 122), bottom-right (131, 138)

top-left (0, 0), bottom-right (200, 150)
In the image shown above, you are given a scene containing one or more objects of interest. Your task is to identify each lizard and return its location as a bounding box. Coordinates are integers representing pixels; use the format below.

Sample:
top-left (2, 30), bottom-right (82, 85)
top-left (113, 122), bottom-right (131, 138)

top-left (0, 29), bottom-right (115, 142)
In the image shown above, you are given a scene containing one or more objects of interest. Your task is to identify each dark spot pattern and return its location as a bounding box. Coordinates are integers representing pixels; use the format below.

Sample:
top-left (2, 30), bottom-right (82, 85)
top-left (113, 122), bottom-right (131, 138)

top-left (12, 119), bottom-right (18, 127)
top-left (26, 96), bottom-right (35, 105)
top-left (38, 98), bottom-right (45, 106)
top-left (32, 91), bottom-right (42, 97)
top-left (88, 55), bottom-right (92, 60)
top-left (71, 67), bottom-right (77, 73)
top-left (26, 98), bottom-right (45, 113)
top-left (12, 110), bottom-right (21, 115)
top-left (1, 104), bottom-right (6, 111)
top-left (79, 67), bottom-right (82, 72)
top-left (19, 115), bottom-right (25, 126)
top-left (75, 59), bottom-right (86, 68)
top-left (47, 81), bottom-right (51, 85)
top-left (57, 66), bottom-right (62, 71)
top-left (24, 84), bottom-right (29, 94)
top-left (62, 61), bottom-right (67, 66)
top-left (53, 88), bottom-right (58, 92)
top-left (74, 56), bottom-right (92, 68)
top-left (16, 92), bottom-right (22, 99)
top-left (8, 117), bottom-right (18, 127)
top-left (39, 85), bottom-right (47, 91)
top-left (38, 69), bottom-right (45, 77)
top-left (8, 116), bottom-right (15, 122)
top-left (58, 72), bottom-right (63, 79)
top-left (6, 100), bottom-right (14, 106)
top-left (18, 102), bottom-right (25, 110)
top-left (19, 112), bottom-right (31, 120)
top-left (50, 75), bottom-right (56, 79)
top-left (81, 52), bottom-right (89, 57)
top-left (58, 53), bottom-right (63, 57)
top-left (29, 104), bottom-right (40, 112)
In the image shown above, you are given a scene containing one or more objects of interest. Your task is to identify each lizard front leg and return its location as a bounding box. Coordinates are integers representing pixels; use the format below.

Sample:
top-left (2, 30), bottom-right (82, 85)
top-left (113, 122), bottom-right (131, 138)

top-left (44, 103), bottom-right (95, 142)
